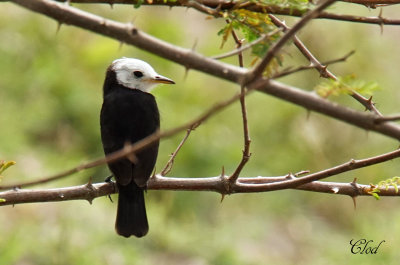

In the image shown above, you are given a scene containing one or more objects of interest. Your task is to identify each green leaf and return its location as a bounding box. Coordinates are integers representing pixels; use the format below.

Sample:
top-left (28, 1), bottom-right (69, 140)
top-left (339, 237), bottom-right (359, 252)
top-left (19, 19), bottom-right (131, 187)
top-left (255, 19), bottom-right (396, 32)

top-left (371, 192), bottom-right (381, 200)
top-left (217, 23), bottom-right (233, 49)
top-left (394, 183), bottom-right (399, 193)
top-left (315, 74), bottom-right (380, 98)
top-left (0, 160), bottom-right (16, 175)
top-left (0, 198), bottom-right (5, 203)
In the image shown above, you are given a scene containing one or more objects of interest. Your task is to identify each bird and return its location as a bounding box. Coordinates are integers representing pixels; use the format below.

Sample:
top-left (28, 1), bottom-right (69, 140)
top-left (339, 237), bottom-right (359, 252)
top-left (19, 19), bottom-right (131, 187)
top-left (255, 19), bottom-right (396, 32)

top-left (100, 58), bottom-right (174, 238)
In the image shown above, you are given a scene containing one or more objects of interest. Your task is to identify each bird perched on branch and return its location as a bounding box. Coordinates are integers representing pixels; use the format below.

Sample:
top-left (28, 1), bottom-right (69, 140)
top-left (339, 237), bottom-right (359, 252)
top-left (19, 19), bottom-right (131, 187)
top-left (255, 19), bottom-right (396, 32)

top-left (100, 58), bottom-right (174, 237)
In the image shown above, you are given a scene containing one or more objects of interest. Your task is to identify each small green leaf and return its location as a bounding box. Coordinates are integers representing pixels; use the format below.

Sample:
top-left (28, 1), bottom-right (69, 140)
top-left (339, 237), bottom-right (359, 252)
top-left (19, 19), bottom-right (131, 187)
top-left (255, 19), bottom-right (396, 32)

top-left (0, 198), bottom-right (5, 203)
top-left (371, 192), bottom-right (381, 200)
top-left (217, 23), bottom-right (233, 49)
top-left (394, 183), bottom-right (399, 193)
top-left (315, 74), bottom-right (380, 98)
top-left (0, 160), bottom-right (16, 175)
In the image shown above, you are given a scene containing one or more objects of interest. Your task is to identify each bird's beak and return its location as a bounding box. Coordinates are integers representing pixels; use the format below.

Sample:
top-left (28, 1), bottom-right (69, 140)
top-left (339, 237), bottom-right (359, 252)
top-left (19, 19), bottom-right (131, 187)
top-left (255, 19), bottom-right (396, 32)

top-left (150, 75), bottom-right (175, 85)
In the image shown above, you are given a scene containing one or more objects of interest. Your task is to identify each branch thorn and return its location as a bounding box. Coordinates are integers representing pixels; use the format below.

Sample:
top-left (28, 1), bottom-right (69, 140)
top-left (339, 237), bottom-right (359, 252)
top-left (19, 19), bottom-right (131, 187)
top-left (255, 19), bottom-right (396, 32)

top-left (191, 38), bottom-right (198, 52)
top-left (86, 176), bottom-right (93, 188)
top-left (378, 8), bottom-right (384, 35)
top-left (294, 170), bottom-right (310, 177)
top-left (118, 41), bottom-right (124, 51)
top-left (183, 66), bottom-right (190, 81)
top-left (56, 22), bottom-right (62, 34)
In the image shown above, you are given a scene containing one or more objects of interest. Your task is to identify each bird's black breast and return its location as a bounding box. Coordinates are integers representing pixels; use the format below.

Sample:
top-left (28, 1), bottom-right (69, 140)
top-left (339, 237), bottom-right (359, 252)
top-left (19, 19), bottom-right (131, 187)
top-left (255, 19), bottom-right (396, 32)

top-left (100, 87), bottom-right (160, 187)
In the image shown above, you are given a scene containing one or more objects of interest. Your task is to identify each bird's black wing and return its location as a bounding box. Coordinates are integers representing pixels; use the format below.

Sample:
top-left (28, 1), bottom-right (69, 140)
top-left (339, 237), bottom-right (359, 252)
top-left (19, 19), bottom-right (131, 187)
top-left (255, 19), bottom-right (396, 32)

top-left (100, 88), bottom-right (160, 187)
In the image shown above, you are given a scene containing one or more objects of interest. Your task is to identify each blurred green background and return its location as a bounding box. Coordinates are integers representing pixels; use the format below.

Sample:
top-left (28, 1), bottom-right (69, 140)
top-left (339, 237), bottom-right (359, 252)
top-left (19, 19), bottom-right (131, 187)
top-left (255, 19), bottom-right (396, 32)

top-left (1, 2), bottom-right (400, 264)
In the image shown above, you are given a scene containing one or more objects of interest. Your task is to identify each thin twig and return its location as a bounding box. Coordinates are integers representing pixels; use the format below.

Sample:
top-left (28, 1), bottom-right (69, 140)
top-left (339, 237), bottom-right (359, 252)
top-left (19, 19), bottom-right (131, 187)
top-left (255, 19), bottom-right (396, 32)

top-left (271, 50), bottom-right (355, 79)
top-left (268, 15), bottom-right (382, 115)
top-left (160, 127), bottom-right (194, 176)
top-left (228, 24), bottom-right (251, 184)
top-left (375, 114), bottom-right (400, 123)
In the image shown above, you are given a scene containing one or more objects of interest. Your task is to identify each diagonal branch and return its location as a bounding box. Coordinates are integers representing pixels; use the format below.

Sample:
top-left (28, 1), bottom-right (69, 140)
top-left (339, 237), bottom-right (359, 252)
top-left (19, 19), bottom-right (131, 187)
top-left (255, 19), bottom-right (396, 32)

top-left (0, 89), bottom-right (252, 190)
top-left (268, 15), bottom-right (382, 115)
top-left (271, 50), bottom-right (355, 79)
top-left (8, 0), bottom-right (400, 139)
top-left (247, 0), bottom-right (337, 83)
top-left (233, 147), bottom-right (400, 192)
top-left (11, 0), bottom-right (247, 84)
top-left (250, 79), bottom-right (400, 140)
top-left (160, 127), bottom-right (194, 176)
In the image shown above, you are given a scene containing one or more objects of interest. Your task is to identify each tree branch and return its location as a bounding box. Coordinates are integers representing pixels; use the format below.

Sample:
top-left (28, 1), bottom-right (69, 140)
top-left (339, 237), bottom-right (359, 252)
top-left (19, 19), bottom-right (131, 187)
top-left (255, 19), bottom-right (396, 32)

top-left (228, 25), bottom-right (251, 184)
top-left (44, 0), bottom-right (400, 26)
top-left (251, 79), bottom-right (400, 140)
top-left (8, 0), bottom-right (400, 139)
top-left (248, 0), bottom-right (337, 82)
top-left (1, 175), bottom-right (399, 206)
top-left (0, 88), bottom-right (252, 190)
top-left (0, 181), bottom-right (116, 206)
top-left (271, 50), bottom-right (355, 79)
top-left (2, 147), bottom-right (399, 206)
top-left (160, 127), bottom-right (194, 176)
top-left (268, 15), bottom-right (381, 115)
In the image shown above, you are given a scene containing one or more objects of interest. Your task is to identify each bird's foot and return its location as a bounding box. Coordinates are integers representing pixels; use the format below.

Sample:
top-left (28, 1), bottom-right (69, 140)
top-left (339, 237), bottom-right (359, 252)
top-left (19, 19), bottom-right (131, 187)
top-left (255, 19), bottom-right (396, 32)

top-left (105, 175), bottom-right (115, 203)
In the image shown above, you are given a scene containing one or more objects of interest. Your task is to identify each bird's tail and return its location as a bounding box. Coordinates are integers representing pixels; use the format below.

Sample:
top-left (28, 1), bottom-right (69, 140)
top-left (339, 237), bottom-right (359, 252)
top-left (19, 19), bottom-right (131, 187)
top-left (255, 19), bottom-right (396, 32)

top-left (115, 181), bottom-right (149, 238)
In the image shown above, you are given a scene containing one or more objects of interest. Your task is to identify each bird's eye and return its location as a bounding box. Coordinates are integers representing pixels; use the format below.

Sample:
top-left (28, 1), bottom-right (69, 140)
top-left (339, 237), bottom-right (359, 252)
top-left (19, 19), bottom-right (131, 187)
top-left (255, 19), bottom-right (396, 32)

top-left (133, 71), bottom-right (144, 78)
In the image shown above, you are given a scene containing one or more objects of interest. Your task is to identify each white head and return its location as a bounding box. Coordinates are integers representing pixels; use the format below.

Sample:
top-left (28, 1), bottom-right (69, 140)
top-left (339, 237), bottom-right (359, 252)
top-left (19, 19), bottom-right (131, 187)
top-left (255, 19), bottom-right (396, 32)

top-left (111, 58), bottom-right (175, 92)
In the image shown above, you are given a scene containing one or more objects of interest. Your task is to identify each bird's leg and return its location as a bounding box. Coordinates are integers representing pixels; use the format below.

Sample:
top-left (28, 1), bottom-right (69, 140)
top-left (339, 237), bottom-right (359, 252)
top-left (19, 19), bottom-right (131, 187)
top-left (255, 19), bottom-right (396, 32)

top-left (105, 175), bottom-right (115, 203)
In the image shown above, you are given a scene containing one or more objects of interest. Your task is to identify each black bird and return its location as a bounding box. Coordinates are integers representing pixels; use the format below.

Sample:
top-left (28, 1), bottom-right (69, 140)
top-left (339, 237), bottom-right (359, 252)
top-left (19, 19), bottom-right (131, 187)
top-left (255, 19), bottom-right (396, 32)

top-left (100, 58), bottom-right (174, 238)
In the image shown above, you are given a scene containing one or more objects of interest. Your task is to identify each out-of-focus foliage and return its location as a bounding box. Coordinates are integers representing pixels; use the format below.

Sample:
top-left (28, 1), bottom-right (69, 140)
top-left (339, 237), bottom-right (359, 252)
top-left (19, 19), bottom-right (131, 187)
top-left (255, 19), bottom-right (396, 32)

top-left (1, 1), bottom-right (400, 265)
top-left (219, 8), bottom-right (283, 73)
top-left (218, 0), bottom-right (312, 60)
top-left (0, 160), bottom-right (16, 178)
top-left (368, 176), bottom-right (400, 200)
top-left (315, 74), bottom-right (381, 98)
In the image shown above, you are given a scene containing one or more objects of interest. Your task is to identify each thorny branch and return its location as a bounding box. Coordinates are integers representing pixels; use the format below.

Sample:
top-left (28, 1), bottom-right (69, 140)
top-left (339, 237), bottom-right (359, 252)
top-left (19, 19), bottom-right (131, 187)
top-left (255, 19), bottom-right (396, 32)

top-left (42, 0), bottom-right (400, 26)
top-left (0, 179), bottom-right (393, 206)
top-left (268, 15), bottom-right (382, 115)
top-left (271, 50), bottom-right (355, 79)
top-left (2, 0), bottom-right (400, 206)
top-left (2, 147), bottom-right (400, 205)
top-left (9, 0), bottom-right (400, 140)
top-left (228, 24), bottom-right (251, 184)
